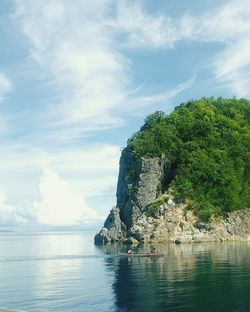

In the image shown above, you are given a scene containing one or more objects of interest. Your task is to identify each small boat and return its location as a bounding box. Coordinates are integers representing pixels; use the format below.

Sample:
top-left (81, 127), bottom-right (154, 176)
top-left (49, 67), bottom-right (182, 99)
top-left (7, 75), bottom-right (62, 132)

top-left (119, 252), bottom-right (163, 257)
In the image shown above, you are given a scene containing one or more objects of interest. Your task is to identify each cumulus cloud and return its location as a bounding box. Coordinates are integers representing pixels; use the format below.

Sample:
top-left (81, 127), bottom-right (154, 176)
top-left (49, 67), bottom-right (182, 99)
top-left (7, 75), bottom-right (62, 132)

top-left (0, 143), bottom-right (120, 223)
top-left (0, 191), bottom-right (27, 225)
top-left (0, 72), bottom-right (11, 102)
top-left (0, 143), bottom-right (120, 197)
top-left (34, 169), bottom-right (99, 225)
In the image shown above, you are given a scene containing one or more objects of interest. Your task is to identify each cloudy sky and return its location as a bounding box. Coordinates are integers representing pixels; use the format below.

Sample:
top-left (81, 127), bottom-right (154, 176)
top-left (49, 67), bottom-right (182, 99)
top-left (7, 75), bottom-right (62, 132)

top-left (0, 0), bottom-right (249, 226)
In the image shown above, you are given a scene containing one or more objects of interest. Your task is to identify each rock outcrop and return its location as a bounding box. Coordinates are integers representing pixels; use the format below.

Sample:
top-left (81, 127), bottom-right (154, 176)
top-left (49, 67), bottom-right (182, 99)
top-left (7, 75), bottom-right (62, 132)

top-left (94, 207), bottom-right (126, 243)
top-left (128, 201), bottom-right (250, 243)
top-left (95, 148), bottom-right (250, 244)
top-left (116, 147), bottom-right (169, 228)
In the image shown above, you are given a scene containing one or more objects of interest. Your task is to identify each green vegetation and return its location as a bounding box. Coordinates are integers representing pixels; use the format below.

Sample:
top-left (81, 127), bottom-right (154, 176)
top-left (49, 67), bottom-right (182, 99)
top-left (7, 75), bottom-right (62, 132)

top-left (145, 196), bottom-right (169, 218)
top-left (128, 97), bottom-right (250, 222)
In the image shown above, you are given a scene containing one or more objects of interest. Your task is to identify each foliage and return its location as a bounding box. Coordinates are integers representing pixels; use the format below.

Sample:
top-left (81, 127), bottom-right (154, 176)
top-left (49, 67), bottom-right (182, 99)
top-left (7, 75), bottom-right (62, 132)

top-left (145, 196), bottom-right (168, 218)
top-left (128, 97), bottom-right (250, 221)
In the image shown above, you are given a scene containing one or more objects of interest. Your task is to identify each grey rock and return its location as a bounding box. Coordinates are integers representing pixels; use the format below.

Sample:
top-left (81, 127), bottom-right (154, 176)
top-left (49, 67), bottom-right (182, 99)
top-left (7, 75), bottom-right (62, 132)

top-left (116, 147), bottom-right (169, 228)
top-left (94, 207), bottom-right (126, 244)
top-left (95, 147), bottom-right (250, 244)
top-left (95, 147), bottom-right (169, 243)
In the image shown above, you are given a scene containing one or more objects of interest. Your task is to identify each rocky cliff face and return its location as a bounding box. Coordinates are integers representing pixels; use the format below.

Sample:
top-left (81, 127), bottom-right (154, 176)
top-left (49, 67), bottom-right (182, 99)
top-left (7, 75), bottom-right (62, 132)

top-left (116, 147), bottom-right (169, 228)
top-left (94, 148), bottom-right (250, 244)
top-left (128, 201), bottom-right (250, 243)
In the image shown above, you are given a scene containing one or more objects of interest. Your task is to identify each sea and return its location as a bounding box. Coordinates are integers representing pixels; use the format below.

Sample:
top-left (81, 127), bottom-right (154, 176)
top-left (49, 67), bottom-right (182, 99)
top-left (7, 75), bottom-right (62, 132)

top-left (0, 227), bottom-right (249, 312)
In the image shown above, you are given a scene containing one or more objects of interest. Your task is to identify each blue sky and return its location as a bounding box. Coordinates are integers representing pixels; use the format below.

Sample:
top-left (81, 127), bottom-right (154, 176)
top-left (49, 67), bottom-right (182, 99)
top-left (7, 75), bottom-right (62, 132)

top-left (0, 0), bottom-right (249, 226)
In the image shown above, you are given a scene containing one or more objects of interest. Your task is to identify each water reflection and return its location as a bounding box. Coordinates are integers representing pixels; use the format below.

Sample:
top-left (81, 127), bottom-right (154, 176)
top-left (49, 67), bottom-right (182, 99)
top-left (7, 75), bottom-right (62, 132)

top-left (0, 231), bottom-right (249, 311)
top-left (0, 231), bottom-right (114, 312)
top-left (97, 242), bottom-right (250, 312)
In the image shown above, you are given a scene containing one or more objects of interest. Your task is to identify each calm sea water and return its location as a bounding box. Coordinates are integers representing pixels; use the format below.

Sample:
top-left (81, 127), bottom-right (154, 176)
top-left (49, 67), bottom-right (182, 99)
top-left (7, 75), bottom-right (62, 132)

top-left (0, 228), bottom-right (249, 312)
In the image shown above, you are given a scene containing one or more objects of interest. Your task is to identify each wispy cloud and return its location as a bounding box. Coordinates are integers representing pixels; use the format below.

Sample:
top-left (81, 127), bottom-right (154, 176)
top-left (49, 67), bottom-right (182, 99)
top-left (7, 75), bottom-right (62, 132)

top-left (114, 1), bottom-right (178, 49)
top-left (0, 72), bottom-right (11, 102)
top-left (113, 0), bottom-right (250, 96)
top-left (14, 0), bottom-right (194, 143)
top-left (15, 0), bottom-right (131, 135)
top-left (195, 0), bottom-right (250, 96)
top-left (125, 75), bottom-right (196, 111)
top-left (0, 72), bottom-right (11, 134)
top-left (6, 0), bottom-right (250, 225)
top-left (13, 0), bottom-right (250, 134)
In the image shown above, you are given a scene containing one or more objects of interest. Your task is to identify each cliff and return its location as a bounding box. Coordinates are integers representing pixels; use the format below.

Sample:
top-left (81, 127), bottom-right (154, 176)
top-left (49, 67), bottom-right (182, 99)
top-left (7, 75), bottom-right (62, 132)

top-left (94, 147), bottom-right (250, 244)
top-left (95, 98), bottom-right (250, 244)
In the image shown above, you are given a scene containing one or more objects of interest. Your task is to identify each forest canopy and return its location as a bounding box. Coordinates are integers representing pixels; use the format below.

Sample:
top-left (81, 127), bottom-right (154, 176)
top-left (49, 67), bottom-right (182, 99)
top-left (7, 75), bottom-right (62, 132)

top-left (128, 97), bottom-right (250, 221)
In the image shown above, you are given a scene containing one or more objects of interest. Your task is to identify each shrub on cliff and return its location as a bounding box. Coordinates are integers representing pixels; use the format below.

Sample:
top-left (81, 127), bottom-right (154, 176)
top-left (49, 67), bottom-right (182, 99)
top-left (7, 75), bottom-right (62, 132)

top-left (128, 97), bottom-right (250, 221)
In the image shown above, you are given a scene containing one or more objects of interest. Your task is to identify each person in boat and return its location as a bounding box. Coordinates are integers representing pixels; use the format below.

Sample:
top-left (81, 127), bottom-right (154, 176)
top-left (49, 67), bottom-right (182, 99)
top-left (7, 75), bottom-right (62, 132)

top-left (150, 246), bottom-right (157, 254)
top-left (136, 246), bottom-right (148, 254)
top-left (128, 249), bottom-right (143, 255)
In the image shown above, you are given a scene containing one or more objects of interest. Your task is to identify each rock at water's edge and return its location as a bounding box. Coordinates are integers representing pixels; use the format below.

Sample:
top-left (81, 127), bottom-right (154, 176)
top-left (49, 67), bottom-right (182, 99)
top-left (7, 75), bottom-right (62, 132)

top-left (95, 148), bottom-right (250, 244)
top-left (94, 207), bottom-right (126, 243)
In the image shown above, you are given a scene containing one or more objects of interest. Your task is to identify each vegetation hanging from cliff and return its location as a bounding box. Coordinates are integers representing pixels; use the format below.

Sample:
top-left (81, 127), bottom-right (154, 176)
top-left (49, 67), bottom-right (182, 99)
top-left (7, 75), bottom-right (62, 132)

top-left (128, 97), bottom-right (250, 221)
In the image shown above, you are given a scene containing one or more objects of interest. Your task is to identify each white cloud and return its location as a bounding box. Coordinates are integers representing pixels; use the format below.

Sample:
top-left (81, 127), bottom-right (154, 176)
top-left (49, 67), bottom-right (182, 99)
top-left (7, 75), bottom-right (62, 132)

top-left (15, 0), bottom-right (131, 134)
top-left (13, 0), bottom-right (250, 135)
top-left (113, 1), bottom-right (250, 49)
top-left (7, 0), bottom-right (250, 227)
top-left (14, 0), bottom-right (194, 142)
top-left (0, 143), bottom-right (119, 172)
top-left (0, 190), bottom-right (27, 225)
top-left (125, 75), bottom-right (196, 111)
top-left (0, 72), bottom-right (11, 102)
top-left (214, 40), bottom-right (250, 79)
top-left (34, 169), bottom-right (99, 225)
top-left (0, 143), bottom-right (120, 223)
top-left (197, 1), bottom-right (250, 96)
top-left (114, 1), bottom-right (177, 49)
top-left (0, 72), bottom-right (11, 135)
top-left (113, 0), bottom-right (250, 96)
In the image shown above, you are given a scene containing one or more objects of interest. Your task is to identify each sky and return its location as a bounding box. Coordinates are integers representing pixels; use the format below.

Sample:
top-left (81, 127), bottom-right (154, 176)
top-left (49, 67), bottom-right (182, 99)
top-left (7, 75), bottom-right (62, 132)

top-left (0, 0), bottom-right (250, 227)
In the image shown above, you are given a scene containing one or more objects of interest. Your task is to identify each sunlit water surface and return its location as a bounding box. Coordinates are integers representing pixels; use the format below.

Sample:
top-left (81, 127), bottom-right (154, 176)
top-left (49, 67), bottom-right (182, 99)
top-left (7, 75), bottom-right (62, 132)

top-left (0, 228), bottom-right (249, 312)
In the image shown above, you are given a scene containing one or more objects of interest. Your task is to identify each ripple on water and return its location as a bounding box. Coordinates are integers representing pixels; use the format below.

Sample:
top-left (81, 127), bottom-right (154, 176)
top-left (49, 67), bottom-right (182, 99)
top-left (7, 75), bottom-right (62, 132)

top-left (0, 232), bottom-right (249, 312)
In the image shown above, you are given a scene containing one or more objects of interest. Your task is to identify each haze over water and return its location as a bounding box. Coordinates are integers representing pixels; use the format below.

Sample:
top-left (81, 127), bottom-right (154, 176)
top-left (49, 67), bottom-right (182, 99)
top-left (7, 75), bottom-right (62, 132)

top-left (0, 228), bottom-right (249, 312)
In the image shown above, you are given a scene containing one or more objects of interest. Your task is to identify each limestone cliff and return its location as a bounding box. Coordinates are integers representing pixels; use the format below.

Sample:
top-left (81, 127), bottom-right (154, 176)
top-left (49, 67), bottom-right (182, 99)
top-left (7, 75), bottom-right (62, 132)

top-left (94, 148), bottom-right (250, 244)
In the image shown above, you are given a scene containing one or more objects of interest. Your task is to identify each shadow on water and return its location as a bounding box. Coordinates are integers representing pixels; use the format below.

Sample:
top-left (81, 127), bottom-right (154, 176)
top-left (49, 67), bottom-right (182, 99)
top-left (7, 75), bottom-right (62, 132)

top-left (96, 242), bottom-right (250, 312)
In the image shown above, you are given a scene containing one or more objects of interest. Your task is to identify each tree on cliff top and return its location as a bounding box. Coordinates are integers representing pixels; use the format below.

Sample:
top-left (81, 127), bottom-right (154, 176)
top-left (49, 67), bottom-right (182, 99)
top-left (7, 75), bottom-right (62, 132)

top-left (128, 97), bottom-right (250, 221)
